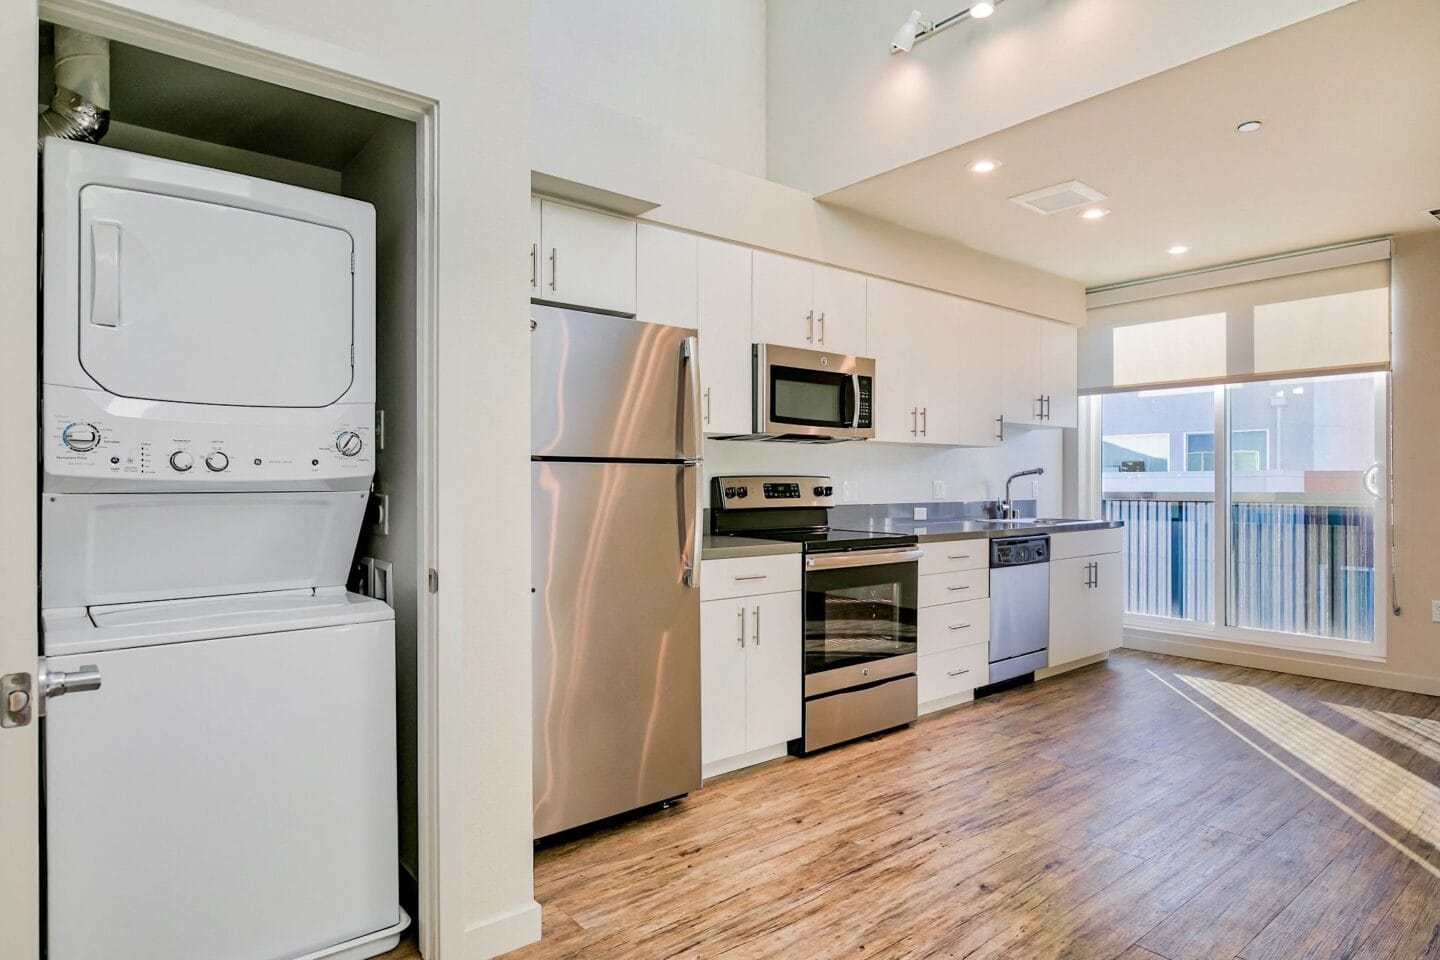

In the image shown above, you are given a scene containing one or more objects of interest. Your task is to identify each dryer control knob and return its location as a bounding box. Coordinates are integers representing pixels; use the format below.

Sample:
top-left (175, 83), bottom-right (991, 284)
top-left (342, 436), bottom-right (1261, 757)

top-left (205, 451), bottom-right (230, 473)
top-left (169, 451), bottom-right (194, 472)
top-left (62, 423), bottom-right (100, 453)
top-left (336, 431), bottom-right (363, 457)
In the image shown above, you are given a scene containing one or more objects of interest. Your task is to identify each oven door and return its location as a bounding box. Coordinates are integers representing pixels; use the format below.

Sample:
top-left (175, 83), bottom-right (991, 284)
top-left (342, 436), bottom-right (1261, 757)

top-left (802, 549), bottom-right (919, 696)
top-left (755, 344), bottom-right (875, 440)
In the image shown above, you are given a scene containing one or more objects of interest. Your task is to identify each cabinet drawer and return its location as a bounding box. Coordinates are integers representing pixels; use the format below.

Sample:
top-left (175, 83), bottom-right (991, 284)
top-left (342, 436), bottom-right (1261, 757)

top-left (919, 567), bottom-right (989, 607)
top-left (1049, 528), bottom-right (1122, 561)
top-left (918, 540), bottom-right (987, 576)
top-left (918, 642), bottom-right (989, 704)
top-left (918, 598), bottom-right (989, 656)
top-left (701, 554), bottom-right (801, 601)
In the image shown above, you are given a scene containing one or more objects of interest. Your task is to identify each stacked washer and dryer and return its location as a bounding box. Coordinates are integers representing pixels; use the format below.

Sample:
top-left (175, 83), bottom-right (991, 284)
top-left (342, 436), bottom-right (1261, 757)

top-left (39, 140), bottom-right (406, 960)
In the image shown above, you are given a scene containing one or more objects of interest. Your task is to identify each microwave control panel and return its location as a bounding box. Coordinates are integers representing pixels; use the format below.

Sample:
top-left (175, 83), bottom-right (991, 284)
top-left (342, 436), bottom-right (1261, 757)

top-left (856, 377), bottom-right (872, 429)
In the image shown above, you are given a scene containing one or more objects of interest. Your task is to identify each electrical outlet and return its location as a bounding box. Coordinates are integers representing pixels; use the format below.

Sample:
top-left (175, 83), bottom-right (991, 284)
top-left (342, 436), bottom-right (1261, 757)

top-left (842, 480), bottom-right (859, 503)
top-left (370, 559), bottom-right (394, 606)
top-left (1432, 600), bottom-right (1440, 623)
top-left (913, 507), bottom-right (928, 521)
top-left (932, 480), bottom-right (946, 500)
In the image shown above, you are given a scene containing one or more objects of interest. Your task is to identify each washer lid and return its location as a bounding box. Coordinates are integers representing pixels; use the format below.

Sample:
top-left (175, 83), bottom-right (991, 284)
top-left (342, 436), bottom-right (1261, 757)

top-left (77, 184), bottom-right (354, 408)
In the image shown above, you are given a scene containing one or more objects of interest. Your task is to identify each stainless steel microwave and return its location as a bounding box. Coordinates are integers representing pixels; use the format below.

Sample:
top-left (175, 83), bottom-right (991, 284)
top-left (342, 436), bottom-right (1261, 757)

top-left (752, 343), bottom-right (875, 441)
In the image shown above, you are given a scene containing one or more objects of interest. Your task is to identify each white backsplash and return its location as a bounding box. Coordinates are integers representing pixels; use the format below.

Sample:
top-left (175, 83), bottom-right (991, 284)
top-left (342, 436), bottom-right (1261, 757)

top-left (703, 427), bottom-right (1064, 513)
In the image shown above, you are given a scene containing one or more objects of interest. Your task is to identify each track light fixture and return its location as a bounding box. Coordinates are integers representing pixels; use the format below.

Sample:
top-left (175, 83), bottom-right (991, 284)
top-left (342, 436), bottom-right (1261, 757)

top-left (889, 0), bottom-right (1006, 53)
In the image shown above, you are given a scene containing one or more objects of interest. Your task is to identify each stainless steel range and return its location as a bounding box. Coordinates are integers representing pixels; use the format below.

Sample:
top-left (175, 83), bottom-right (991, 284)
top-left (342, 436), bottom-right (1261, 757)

top-left (709, 475), bottom-right (920, 753)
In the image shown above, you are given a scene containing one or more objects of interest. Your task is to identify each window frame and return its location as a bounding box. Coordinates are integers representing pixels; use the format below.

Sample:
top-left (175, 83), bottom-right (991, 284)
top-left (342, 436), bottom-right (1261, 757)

top-left (1081, 373), bottom-right (1390, 661)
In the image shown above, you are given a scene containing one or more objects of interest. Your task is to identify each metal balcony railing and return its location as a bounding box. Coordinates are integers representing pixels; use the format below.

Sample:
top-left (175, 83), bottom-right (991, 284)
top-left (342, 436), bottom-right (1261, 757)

top-left (1102, 494), bottom-right (1376, 643)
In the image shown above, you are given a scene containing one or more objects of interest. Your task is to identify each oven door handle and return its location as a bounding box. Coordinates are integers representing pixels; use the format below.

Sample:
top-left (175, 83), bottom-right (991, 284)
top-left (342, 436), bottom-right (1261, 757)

top-left (805, 548), bottom-right (923, 571)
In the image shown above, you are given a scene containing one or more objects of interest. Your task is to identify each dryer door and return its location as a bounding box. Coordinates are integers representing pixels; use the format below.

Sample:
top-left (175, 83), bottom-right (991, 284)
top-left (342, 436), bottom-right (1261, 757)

top-left (77, 185), bottom-right (354, 408)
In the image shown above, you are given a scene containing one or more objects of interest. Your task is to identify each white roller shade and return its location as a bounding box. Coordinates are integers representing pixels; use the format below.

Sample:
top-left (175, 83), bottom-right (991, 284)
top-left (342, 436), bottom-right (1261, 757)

top-left (1081, 241), bottom-right (1390, 393)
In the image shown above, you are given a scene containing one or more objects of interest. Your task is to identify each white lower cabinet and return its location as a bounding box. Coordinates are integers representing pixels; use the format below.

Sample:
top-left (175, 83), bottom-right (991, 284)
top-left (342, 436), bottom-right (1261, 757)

top-left (700, 561), bottom-right (802, 777)
top-left (917, 553), bottom-right (991, 714)
top-left (1048, 544), bottom-right (1123, 669)
top-left (918, 642), bottom-right (990, 711)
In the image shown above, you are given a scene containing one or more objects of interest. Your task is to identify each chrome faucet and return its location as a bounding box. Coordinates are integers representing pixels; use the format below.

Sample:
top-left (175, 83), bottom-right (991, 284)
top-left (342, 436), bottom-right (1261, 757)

top-left (999, 467), bottom-right (1045, 519)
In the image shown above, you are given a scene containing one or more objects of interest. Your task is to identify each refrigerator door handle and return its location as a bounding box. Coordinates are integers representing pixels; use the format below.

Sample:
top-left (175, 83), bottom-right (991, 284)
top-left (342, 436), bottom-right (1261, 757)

top-left (679, 336), bottom-right (703, 462)
top-left (681, 461), bottom-right (701, 589)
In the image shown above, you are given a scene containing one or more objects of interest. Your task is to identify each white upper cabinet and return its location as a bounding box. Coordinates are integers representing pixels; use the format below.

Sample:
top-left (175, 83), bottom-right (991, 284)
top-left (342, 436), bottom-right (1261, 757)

top-left (990, 307), bottom-right (1078, 430)
top-left (529, 196), bottom-right (542, 297)
top-left (953, 300), bottom-right (1007, 446)
top-left (751, 250), bottom-right (866, 356)
top-left (697, 238), bottom-right (754, 435)
top-left (532, 198), bottom-right (637, 316)
top-left (866, 278), bottom-right (961, 445)
top-left (636, 223), bottom-right (697, 329)
top-left (1040, 320), bottom-right (1078, 429)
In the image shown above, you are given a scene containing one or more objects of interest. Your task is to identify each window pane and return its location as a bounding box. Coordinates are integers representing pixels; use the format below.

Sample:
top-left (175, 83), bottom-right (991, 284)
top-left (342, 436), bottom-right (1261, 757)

top-left (1226, 373), bottom-right (1382, 642)
top-left (1101, 387), bottom-right (1215, 623)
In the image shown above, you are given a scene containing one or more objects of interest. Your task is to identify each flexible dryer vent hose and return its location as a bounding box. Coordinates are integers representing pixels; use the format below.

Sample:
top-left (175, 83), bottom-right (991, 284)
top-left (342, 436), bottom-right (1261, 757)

top-left (37, 28), bottom-right (111, 151)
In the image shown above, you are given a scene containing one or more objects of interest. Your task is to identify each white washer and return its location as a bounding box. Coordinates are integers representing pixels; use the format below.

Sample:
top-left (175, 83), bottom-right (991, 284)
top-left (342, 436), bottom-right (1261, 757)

top-left (39, 140), bottom-right (404, 960)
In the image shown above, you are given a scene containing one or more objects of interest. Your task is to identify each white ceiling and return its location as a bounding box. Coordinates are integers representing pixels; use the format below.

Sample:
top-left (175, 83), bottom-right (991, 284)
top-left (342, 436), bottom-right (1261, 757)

top-left (819, 0), bottom-right (1440, 286)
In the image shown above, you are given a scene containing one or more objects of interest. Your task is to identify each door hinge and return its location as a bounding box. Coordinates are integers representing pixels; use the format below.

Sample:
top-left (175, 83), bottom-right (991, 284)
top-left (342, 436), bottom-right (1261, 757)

top-left (428, 568), bottom-right (439, 594)
top-left (1, 672), bottom-right (33, 728)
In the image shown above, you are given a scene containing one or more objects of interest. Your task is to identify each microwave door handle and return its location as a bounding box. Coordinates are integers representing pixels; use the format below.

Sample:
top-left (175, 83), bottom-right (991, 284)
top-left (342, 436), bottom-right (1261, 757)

top-left (679, 336), bottom-right (703, 460)
top-left (850, 374), bottom-right (861, 430)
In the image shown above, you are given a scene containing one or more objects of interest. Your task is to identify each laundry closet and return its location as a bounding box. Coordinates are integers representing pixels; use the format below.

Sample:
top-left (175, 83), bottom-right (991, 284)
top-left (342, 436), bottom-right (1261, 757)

top-left (33, 24), bottom-right (425, 960)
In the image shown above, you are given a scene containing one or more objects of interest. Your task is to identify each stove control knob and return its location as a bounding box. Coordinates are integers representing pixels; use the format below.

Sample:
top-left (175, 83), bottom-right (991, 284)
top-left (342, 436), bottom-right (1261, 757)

top-left (169, 450), bottom-right (194, 472)
top-left (814, 486), bottom-right (827, 497)
top-left (62, 423), bottom-right (100, 453)
top-left (205, 451), bottom-right (230, 473)
top-left (724, 487), bottom-right (736, 498)
top-left (824, 486), bottom-right (835, 497)
top-left (336, 431), bottom-right (363, 457)
top-left (736, 486), bottom-right (749, 498)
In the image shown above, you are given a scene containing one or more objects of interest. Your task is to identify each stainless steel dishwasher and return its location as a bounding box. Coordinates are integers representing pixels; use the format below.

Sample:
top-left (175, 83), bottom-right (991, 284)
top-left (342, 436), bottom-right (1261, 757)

top-left (988, 535), bottom-right (1050, 683)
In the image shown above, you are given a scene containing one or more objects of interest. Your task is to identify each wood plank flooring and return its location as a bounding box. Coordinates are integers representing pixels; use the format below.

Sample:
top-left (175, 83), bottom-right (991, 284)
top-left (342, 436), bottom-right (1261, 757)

top-left (385, 649), bottom-right (1440, 959)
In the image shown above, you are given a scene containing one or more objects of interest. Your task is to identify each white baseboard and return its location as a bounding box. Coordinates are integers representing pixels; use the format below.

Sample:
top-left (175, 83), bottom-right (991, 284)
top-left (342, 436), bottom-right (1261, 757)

top-left (918, 690), bottom-right (975, 716)
top-left (1035, 651), bottom-right (1111, 681)
top-left (1124, 630), bottom-right (1440, 696)
top-left (463, 899), bottom-right (542, 959)
top-left (703, 743), bottom-right (789, 780)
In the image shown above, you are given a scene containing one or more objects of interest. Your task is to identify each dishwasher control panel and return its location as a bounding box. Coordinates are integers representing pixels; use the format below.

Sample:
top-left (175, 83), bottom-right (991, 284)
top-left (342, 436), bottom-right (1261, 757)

top-left (990, 535), bottom-right (1049, 567)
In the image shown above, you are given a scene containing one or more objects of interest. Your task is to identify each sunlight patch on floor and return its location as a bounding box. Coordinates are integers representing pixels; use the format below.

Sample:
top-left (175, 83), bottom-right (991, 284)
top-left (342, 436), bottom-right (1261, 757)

top-left (1327, 701), bottom-right (1440, 766)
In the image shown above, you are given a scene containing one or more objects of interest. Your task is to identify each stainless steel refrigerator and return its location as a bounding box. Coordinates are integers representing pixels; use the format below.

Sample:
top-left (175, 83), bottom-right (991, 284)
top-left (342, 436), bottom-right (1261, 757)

top-left (531, 304), bottom-right (703, 838)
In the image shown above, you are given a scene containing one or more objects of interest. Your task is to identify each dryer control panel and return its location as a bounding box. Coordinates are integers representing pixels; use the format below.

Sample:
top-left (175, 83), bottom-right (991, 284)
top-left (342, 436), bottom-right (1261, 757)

top-left (43, 386), bottom-right (375, 494)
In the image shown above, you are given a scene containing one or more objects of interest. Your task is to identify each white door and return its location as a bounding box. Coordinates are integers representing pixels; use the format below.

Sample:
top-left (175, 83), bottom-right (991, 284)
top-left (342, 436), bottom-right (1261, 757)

top-left (1, 0), bottom-right (39, 949)
top-left (751, 250), bottom-right (814, 349)
top-left (78, 186), bottom-right (355, 407)
top-left (995, 307), bottom-right (1045, 426)
top-left (1048, 555), bottom-right (1094, 668)
top-left (1089, 552), bottom-right (1124, 657)
top-left (1041, 319), bottom-right (1079, 428)
top-left (811, 264), bottom-right (867, 356)
top-left (954, 299), bottom-right (1005, 445)
top-left (697, 238), bottom-right (753, 435)
top-left (700, 598), bottom-right (748, 765)
top-left (865, 278), bottom-right (924, 443)
top-left (636, 222), bottom-right (697, 329)
top-left (744, 592), bottom-right (802, 749)
top-left (529, 196), bottom-right (542, 297)
top-left (914, 290), bottom-right (962, 445)
top-left (537, 200), bottom-right (637, 315)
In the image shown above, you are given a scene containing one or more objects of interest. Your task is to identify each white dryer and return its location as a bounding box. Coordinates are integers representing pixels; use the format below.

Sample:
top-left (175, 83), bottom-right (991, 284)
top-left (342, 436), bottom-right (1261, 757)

top-left (38, 140), bottom-right (404, 960)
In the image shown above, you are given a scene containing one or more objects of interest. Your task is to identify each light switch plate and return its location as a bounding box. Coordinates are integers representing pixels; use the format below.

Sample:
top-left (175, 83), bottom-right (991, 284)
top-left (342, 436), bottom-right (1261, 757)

top-left (842, 481), bottom-right (859, 503)
top-left (1432, 600), bottom-right (1440, 623)
top-left (932, 480), bottom-right (946, 500)
top-left (913, 507), bottom-right (928, 521)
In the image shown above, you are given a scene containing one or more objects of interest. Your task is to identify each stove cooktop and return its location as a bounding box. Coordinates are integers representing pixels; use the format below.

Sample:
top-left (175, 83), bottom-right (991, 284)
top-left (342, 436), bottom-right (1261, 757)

top-left (734, 527), bottom-right (919, 554)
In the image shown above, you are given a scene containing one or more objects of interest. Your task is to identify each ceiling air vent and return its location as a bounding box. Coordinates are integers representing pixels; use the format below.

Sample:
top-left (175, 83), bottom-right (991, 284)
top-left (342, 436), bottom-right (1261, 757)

top-left (1010, 179), bottom-right (1108, 215)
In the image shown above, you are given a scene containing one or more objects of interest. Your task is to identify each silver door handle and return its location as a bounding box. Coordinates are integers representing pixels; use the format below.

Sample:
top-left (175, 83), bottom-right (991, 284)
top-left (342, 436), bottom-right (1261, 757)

top-left (948, 623), bottom-right (973, 631)
top-left (737, 606), bottom-right (746, 648)
top-left (947, 553), bottom-right (971, 560)
top-left (996, 415), bottom-right (1004, 442)
top-left (911, 407), bottom-right (919, 436)
top-left (806, 310), bottom-right (814, 343)
top-left (817, 312), bottom-right (826, 344)
top-left (530, 243), bottom-right (537, 287)
top-left (753, 606), bottom-right (761, 645)
top-left (1043, 395), bottom-right (1051, 421)
top-left (704, 387), bottom-right (712, 425)
top-left (40, 663), bottom-right (102, 702)
top-left (851, 374), bottom-right (861, 430)
top-left (1092, 561), bottom-right (1099, 589)
top-left (921, 407), bottom-right (928, 436)
top-left (805, 547), bottom-right (923, 571)
top-left (680, 336), bottom-right (702, 460)
top-left (549, 247), bottom-right (558, 290)
top-left (733, 574), bottom-right (769, 582)
top-left (947, 667), bottom-right (971, 677)
top-left (946, 584), bottom-right (972, 592)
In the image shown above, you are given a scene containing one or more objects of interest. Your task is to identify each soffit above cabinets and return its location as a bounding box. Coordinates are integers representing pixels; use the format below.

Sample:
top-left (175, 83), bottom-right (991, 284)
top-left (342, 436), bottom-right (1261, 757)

top-left (817, 0), bottom-right (1440, 286)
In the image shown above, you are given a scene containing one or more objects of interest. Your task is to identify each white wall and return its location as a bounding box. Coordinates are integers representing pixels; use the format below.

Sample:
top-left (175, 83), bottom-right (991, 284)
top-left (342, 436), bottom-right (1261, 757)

top-left (32, 0), bottom-right (538, 956)
top-left (705, 428), bottom-right (1064, 515)
top-left (766, 0), bottom-right (1360, 196)
top-left (533, 0), bottom-right (766, 176)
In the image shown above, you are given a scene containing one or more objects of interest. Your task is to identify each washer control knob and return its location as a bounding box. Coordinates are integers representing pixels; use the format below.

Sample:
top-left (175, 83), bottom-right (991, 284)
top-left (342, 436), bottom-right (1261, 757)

top-left (336, 431), bottom-right (363, 457)
top-left (62, 423), bottom-right (100, 453)
top-left (169, 451), bottom-right (194, 472)
top-left (205, 451), bottom-right (230, 473)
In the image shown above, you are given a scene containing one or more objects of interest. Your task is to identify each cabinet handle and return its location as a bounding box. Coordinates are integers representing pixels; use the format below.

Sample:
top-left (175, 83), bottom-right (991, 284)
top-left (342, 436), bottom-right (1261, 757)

top-left (947, 553), bottom-right (971, 560)
top-left (947, 667), bottom-right (972, 677)
top-left (733, 574), bottom-right (768, 582)
top-left (1043, 395), bottom-right (1051, 421)
top-left (996, 415), bottom-right (1005, 442)
top-left (911, 407), bottom-right (919, 436)
top-left (946, 584), bottom-right (971, 592)
top-left (920, 407), bottom-right (928, 437)
top-left (948, 623), bottom-right (973, 631)
top-left (806, 310), bottom-right (815, 343)
top-left (704, 387), bottom-right (712, 425)
top-left (753, 605), bottom-right (761, 645)
top-left (1092, 561), bottom-right (1099, 589)
top-left (737, 606), bottom-right (746, 648)
top-left (817, 312), bottom-right (826, 345)
top-left (530, 243), bottom-right (537, 287)
top-left (549, 247), bottom-right (558, 291)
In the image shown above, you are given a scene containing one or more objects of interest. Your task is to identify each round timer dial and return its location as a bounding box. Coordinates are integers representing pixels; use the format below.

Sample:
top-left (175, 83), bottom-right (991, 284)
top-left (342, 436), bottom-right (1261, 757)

top-left (61, 423), bottom-right (101, 453)
top-left (336, 431), bottom-right (363, 457)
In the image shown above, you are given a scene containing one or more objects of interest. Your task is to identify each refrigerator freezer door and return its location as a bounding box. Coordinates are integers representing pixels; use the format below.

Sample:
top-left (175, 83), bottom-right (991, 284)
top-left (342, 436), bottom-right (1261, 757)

top-left (43, 618), bottom-right (399, 960)
top-left (531, 305), bottom-right (702, 461)
top-left (532, 460), bottom-right (701, 837)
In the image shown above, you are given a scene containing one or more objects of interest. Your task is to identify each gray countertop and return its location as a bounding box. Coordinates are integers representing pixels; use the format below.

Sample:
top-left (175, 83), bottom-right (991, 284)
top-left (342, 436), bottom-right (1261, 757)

top-left (701, 535), bottom-right (804, 561)
top-left (843, 518), bottom-right (1123, 542)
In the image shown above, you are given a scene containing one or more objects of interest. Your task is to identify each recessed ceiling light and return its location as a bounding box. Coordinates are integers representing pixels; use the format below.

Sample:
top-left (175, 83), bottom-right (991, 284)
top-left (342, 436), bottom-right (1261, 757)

top-left (1236, 120), bottom-right (1263, 133)
top-left (969, 159), bottom-right (1001, 174)
top-left (970, 1), bottom-right (996, 17)
top-left (1167, 245), bottom-right (1190, 255)
top-left (1079, 207), bottom-right (1109, 220)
